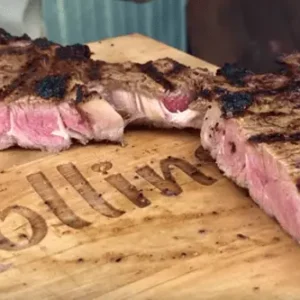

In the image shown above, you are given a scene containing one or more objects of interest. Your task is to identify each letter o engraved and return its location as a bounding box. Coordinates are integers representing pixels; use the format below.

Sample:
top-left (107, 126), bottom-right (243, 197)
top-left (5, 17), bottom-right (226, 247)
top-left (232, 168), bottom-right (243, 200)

top-left (0, 205), bottom-right (48, 251)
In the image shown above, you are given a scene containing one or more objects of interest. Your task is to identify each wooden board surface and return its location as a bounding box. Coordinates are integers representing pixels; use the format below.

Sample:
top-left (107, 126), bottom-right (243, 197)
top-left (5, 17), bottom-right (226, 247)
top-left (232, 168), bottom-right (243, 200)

top-left (0, 34), bottom-right (299, 300)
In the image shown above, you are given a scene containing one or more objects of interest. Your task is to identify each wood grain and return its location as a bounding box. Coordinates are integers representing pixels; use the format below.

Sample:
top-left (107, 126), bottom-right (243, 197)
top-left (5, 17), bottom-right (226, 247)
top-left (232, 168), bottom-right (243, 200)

top-left (0, 34), bottom-right (299, 300)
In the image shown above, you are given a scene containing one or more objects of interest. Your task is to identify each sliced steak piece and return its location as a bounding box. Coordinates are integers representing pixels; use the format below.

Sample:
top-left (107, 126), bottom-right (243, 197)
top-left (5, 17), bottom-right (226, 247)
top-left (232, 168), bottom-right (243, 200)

top-left (0, 46), bottom-right (124, 151)
top-left (199, 63), bottom-right (300, 241)
top-left (78, 94), bottom-right (125, 143)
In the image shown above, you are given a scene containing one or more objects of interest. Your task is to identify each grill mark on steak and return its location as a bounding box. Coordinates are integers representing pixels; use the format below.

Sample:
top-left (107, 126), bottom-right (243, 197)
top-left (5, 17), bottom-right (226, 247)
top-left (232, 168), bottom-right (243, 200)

top-left (139, 61), bottom-right (175, 91)
top-left (248, 132), bottom-right (300, 144)
top-left (216, 63), bottom-right (253, 86)
top-left (55, 44), bottom-right (92, 61)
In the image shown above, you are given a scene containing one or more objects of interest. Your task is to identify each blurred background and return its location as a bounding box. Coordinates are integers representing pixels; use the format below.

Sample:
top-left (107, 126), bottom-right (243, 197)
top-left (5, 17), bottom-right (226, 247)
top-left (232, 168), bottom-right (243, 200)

top-left (0, 0), bottom-right (187, 51)
top-left (2, 0), bottom-right (300, 73)
top-left (43, 0), bottom-right (187, 51)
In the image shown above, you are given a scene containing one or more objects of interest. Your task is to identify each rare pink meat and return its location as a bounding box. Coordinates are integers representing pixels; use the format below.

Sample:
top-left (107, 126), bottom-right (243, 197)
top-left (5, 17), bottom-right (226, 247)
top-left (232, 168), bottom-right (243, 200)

top-left (162, 93), bottom-right (191, 113)
top-left (9, 101), bottom-right (71, 152)
top-left (201, 102), bottom-right (300, 241)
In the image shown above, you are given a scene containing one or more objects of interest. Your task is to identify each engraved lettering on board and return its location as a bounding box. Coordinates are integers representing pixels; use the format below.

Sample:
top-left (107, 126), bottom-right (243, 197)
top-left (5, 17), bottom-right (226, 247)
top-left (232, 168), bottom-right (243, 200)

top-left (0, 153), bottom-right (218, 251)
top-left (57, 163), bottom-right (124, 217)
top-left (27, 172), bottom-right (91, 229)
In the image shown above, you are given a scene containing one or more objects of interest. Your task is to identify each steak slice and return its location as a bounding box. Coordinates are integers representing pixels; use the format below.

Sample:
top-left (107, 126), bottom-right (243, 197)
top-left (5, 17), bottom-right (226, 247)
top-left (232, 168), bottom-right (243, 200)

top-left (199, 61), bottom-right (300, 241)
top-left (0, 43), bottom-right (124, 151)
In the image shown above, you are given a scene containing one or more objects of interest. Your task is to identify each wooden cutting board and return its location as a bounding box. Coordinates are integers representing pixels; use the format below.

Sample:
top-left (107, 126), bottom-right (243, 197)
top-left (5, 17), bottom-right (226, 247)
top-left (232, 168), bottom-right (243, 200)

top-left (0, 34), bottom-right (300, 300)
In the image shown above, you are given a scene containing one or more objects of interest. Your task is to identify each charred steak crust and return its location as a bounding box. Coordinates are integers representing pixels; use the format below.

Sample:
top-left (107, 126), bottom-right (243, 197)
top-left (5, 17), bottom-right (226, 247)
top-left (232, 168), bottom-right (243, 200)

top-left (220, 92), bottom-right (253, 117)
top-left (216, 62), bottom-right (253, 86)
top-left (35, 75), bottom-right (69, 99)
top-left (55, 44), bottom-right (92, 61)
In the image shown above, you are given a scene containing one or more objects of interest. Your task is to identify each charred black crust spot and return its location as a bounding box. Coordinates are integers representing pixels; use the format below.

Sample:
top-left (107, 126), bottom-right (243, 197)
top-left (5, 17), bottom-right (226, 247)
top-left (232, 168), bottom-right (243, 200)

top-left (75, 85), bottom-right (84, 103)
top-left (35, 75), bottom-right (69, 99)
top-left (216, 62), bottom-right (253, 86)
top-left (56, 44), bottom-right (91, 60)
top-left (248, 133), bottom-right (285, 143)
top-left (33, 37), bottom-right (57, 50)
top-left (139, 61), bottom-right (175, 91)
top-left (229, 141), bottom-right (236, 153)
top-left (221, 92), bottom-right (253, 117)
top-left (249, 132), bottom-right (300, 144)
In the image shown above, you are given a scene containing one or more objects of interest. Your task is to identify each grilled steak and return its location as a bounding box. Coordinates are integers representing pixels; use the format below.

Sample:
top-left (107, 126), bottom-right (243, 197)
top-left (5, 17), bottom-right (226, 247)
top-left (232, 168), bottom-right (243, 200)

top-left (0, 31), bottom-right (125, 151)
top-left (197, 58), bottom-right (300, 241)
top-left (0, 28), bottom-right (213, 152)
